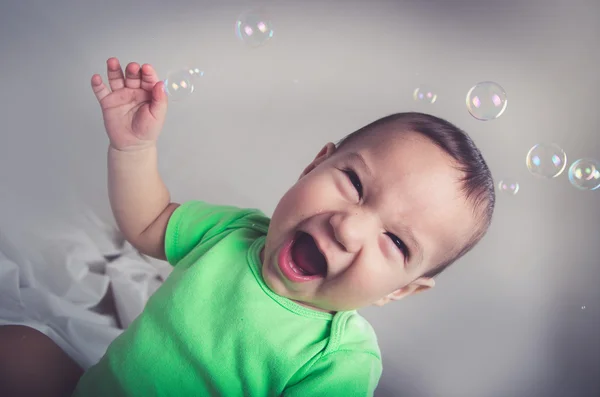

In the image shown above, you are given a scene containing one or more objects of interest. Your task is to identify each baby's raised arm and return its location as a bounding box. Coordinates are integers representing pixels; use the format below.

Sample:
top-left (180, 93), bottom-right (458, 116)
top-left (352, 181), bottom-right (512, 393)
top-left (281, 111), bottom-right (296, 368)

top-left (108, 146), bottom-right (179, 260)
top-left (91, 58), bottom-right (178, 260)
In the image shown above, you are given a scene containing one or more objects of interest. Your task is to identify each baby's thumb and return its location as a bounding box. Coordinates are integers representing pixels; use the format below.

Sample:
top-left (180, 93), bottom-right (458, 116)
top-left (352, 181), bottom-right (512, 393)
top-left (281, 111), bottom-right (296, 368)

top-left (150, 81), bottom-right (168, 120)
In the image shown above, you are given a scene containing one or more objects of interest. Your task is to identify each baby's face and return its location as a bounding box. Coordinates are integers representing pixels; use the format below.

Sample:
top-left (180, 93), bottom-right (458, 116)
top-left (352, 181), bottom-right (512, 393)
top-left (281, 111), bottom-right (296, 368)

top-left (261, 130), bottom-right (479, 312)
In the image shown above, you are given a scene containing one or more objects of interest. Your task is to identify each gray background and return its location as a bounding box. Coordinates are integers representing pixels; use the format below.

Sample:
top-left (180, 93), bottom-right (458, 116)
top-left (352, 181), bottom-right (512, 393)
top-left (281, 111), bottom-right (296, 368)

top-left (1, 0), bottom-right (599, 395)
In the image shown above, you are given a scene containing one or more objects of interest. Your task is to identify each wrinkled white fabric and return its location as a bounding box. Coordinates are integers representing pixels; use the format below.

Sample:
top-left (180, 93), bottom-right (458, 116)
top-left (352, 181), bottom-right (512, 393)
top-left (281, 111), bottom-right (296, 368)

top-left (0, 208), bottom-right (171, 369)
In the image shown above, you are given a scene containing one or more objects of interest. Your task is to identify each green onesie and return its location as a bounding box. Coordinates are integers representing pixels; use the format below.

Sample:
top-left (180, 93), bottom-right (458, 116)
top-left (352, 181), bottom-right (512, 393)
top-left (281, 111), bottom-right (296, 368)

top-left (72, 201), bottom-right (382, 396)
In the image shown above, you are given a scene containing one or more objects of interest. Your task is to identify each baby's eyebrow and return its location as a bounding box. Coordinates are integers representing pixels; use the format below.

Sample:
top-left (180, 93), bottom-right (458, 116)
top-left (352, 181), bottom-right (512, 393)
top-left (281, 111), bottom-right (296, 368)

top-left (347, 152), bottom-right (373, 178)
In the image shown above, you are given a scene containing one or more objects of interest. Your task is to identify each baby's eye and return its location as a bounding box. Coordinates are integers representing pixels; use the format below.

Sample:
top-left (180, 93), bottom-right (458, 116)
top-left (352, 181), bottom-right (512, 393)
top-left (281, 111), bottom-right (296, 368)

top-left (342, 168), bottom-right (363, 199)
top-left (385, 232), bottom-right (409, 258)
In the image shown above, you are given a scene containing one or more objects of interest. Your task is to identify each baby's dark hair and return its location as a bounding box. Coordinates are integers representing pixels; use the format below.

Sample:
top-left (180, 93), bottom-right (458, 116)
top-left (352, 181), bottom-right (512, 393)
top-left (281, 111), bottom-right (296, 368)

top-left (335, 112), bottom-right (495, 279)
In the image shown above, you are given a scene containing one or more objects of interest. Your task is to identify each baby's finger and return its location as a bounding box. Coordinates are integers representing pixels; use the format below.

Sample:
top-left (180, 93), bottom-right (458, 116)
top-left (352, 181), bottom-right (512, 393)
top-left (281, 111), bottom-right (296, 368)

top-left (91, 74), bottom-right (111, 103)
top-left (149, 81), bottom-right (168, 121)
top-left (140, 64), bottom-right (159, 91)
top-left (125, 62), bottom-right (142, 89)
top-left (106, 57), bottom-right (125, 91)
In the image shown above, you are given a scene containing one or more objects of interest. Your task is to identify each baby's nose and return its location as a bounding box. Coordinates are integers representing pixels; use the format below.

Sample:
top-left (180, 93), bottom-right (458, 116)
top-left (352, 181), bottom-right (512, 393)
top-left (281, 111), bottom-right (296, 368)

top-left (330, 211), bottom-right (374, 253)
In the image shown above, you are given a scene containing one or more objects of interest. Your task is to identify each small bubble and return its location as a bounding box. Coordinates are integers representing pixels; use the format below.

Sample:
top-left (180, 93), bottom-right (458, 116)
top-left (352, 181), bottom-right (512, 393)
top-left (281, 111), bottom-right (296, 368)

top-left (466, 81), bottom-right (508, 121)
top-left (163, 67), bottom-right (204, 102)
top-left (526, 143), bottom-right (567, 178)
top-left (498, 179), bottom-right (520, 195)
top-left (235, 9), bottom-right (274, 48)
top-left (413, 85), bottom-right (437, 104)
top-left (568, 158), bottom-right (600, 191)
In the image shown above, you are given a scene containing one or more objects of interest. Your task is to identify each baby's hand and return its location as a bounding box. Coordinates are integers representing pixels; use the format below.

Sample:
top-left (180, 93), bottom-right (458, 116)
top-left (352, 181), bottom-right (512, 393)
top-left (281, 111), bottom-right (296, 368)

top-left (91, 58), bottom-right (168, 151)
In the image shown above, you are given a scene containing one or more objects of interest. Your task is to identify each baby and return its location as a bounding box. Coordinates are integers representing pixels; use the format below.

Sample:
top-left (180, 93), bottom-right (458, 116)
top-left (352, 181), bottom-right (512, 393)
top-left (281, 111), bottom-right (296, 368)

top-left (70, 57), bottom-right (496, 396)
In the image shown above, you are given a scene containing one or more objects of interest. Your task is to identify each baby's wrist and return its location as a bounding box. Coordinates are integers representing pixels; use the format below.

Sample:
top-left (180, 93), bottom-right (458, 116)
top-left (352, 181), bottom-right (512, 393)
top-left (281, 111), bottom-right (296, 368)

top-left (109, 142), bottom-right (157, 153)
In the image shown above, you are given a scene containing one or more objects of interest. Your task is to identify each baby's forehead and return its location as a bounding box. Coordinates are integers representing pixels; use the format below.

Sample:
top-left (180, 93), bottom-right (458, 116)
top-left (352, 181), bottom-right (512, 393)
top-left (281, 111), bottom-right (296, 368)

top-left (339, 129), bottom-right (458, 174)
top-left (336, 137), bottom-right (466, 212)
top-left (340, 126), bottom-right (438, 155)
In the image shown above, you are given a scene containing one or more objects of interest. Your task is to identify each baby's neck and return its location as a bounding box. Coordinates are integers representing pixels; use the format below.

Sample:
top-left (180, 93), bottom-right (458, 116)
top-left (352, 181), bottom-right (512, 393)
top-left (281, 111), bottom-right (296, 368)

top-left (293, 299), bottom-right (336, 314)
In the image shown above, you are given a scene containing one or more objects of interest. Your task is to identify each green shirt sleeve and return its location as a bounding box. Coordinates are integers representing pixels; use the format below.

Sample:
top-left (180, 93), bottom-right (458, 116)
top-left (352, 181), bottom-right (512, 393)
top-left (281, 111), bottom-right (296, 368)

top-left (164, 200), bottom-right (267, 266)
top-left (283, 351), bottom-right (383, 397)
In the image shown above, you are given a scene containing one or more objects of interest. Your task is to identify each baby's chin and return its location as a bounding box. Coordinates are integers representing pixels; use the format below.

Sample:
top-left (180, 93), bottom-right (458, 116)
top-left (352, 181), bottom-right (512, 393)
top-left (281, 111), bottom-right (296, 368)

top-left (258, 256), bottom-right (331, 313)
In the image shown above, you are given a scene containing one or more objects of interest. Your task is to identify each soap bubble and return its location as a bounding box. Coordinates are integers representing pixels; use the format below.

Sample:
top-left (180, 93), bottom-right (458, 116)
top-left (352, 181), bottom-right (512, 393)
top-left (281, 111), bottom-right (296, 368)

top-left (413, 86), bottom-right (437, 104)
top-left (466, 81), bottom-right (508, 121)
top-left (498, 180), bottom-right (520, 195)
top-left (568, 158), bottom-right (600, 190)
top-left (163, 68), bottom-right (204, 102)
top-left (235, 9), bottom-right (274, 48)
top-left (187, 67), bottom-right (204, 80)
top-left (526, 143), bottom-right (567, 178)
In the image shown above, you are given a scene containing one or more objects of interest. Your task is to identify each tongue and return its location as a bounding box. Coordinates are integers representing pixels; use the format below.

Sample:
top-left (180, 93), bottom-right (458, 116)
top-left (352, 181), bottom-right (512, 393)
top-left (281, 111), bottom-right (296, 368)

top-left (291, 233), bottom-right (327, 277)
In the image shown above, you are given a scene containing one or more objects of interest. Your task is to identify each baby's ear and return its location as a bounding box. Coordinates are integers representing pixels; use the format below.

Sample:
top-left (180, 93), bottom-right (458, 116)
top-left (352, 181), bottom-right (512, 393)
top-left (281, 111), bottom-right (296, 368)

top-left (408, 277), bottom-right (435, 298)
top-left (373, 277), bottom-right (436, 307)
top-left (300, 143), bottom-right (337, 178)
top-left (410, 277), bottom-right (435, 293)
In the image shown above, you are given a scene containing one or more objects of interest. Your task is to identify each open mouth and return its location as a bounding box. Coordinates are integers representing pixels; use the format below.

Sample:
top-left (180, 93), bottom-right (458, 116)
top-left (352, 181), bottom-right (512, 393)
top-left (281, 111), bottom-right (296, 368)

top-left (277, 231), bottom-right (328, 283)
top-left (290, 231), bottom-right (328, 277)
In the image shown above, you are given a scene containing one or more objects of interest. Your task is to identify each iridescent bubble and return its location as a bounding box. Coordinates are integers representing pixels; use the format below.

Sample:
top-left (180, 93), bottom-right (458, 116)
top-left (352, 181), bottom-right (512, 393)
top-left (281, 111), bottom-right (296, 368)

top-left (235, 9), bottom-right (274, 48)
top-left (526, 143), bottom-right (567, 178)
top-left (163, 68), bottom-right (204, 102)
top-left (413, 86), bottom-right (437, 104)
top-left (164, 70), bottom-right (194, 101)
top-left (466, 81), bottom-right (508, 121)
top-left (568, 158), bottom-right (600, 191)
top-left (498, 179), bottom-right (520, 195)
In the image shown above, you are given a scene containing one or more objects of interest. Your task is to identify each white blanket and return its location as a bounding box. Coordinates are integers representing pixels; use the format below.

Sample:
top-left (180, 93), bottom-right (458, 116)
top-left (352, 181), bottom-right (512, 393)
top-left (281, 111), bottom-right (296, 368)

top-left (0, 209), bottom-right (172, 370)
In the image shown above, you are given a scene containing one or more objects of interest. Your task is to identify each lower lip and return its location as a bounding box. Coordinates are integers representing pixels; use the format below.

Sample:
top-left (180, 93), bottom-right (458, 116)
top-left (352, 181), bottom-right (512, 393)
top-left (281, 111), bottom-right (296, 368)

top-left (277, 235), bottom-right (322, 283)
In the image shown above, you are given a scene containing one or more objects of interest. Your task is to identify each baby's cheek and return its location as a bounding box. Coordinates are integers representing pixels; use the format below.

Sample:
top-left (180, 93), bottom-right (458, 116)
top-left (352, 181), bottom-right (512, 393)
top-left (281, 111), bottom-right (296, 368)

top-left (340, 277), bottom-right (386, 306)
top-left (273, 173), bottom-right (339, 233)
top-left (291, 177), bottom-right (333, 210)
top-left (365, 256), bottom-right (405, 288)
top-left (273, 186), bottom-right (314, 228)
top-left (347, 262), bottom-right (386, 290)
